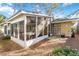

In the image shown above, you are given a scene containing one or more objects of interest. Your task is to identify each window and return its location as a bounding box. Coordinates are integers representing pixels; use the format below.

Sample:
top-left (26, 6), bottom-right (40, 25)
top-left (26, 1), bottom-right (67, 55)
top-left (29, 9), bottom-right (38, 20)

top-left (51, 24), bottom-right (61, 35)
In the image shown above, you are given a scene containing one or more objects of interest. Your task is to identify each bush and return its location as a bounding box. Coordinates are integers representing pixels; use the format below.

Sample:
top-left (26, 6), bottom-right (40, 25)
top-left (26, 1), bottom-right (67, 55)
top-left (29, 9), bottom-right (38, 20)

top-left (71, 32), bottom-right (75, 38)
top-left (71, 28), bottom-right (75, 38)
top-left (60, 34), bottom-right (65, 38)
top-left (3, 35), bottom-right (11, 40)
top-left (52, 47), bottom-right (79, 56)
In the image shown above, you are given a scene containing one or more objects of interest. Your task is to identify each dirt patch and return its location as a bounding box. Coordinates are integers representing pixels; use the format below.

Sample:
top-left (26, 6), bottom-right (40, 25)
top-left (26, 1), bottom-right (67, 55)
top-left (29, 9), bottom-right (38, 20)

top-left (0, 40), bottom-right (22, 53)
top-left (0, 38), bottom-right (66, 56)
top-left (30, 39), bottom-right (49, 49)
top-left (64, 37), bottom-right (79, 50)
top-left (1, 36), bottom-right (79, 56)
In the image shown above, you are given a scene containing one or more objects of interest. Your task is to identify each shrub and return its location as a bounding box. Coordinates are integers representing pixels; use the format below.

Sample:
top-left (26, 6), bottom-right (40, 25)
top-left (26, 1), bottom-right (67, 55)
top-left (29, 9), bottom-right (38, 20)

top-left (60, 34), bottom-right (65, 38)
top-left (71, 32), bottom-right (75, 38)
top-left (52, 47), bottom-right (79, 56)
top-left (71, 28), bottom-right (75, 38)
top-left (3, 35), bottom-right (11, 40)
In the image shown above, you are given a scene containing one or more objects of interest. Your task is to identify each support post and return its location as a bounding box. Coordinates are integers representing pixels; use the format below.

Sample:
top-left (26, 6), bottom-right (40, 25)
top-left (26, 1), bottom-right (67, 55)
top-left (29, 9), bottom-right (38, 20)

top-left (9, 24), bottom-right (11, 36)
top-left (50, 17), bottom-right (52, 36)
top-left (36, 16), bottom-right (38, 38)
top-left (47, 18), bottom-right (49, 36)
top-left (24, 16), bottom-right (27, 48)
top-left (6, 25), bottom-right (8, 35)
top-left (17, 22), bottom-right (20, 39)
top-left (7, 25), bottom-right (8, 35)
top-left (42, 17), bottom-right (44, 36)
top-left (13, 24), bottom-right (15, 37)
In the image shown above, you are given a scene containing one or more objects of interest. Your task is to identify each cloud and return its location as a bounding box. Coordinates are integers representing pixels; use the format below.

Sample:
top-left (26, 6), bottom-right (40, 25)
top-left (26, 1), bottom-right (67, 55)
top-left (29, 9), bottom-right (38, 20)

top-left (0, 3), bottom-right (13, 7)
top-left (0, 3), bottom-right (18, 18)
top-left (63, 3), bottom-right (72, 6)
top-left (0, 6), bottom-right (13, 14)
top-left (54, 14), bottom-right (65, 19)
top-left (69, 14), bottom-right (79, 18)
top-left (7, 3), bottom-right (13, 6)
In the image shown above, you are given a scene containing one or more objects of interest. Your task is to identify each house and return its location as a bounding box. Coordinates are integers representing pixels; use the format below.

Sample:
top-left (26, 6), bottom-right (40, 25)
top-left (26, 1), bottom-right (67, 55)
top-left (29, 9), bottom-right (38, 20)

top-left (51, 18), bottom-right (79, 37)
top-left (2, 10), bottom-right (52, 48)
top-left (1, 10), bottom-right (79, 48)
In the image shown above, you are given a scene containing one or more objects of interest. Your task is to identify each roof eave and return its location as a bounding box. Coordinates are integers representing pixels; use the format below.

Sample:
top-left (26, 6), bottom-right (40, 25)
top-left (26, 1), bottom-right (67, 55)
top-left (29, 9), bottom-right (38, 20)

top-left (8, 10), bottom-right (52, 22)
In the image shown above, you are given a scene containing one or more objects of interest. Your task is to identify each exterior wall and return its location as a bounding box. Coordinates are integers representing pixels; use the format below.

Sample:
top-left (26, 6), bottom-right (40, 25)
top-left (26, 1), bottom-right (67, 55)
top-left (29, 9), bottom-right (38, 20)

top-left (51, 21), bottom-right (75, 37)
top-left (9, 14), bottom-right (25, 24)
top-left (60, 21), bottom-right (74, 37)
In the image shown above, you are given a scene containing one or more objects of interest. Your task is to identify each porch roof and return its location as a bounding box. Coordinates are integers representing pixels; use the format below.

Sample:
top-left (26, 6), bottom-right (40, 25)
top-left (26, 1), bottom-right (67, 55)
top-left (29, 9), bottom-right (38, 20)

top-left (7, 10), bottom-right (52, 22)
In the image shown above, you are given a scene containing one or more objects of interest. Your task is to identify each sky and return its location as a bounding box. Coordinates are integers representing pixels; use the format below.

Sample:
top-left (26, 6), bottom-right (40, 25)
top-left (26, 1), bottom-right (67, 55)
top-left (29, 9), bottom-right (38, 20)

top-left (0, 3), bottom-right (79, 19)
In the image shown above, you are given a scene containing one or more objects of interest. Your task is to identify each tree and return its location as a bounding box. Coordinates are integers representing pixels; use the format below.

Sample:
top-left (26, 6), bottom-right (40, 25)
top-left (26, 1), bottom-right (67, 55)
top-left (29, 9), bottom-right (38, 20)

top-left (32, 3), bottom-right (61, 20)
top-left (34, 3), bottom-right (60, 14)
top-left (0, 15), bottom-right (6, 23)
top-left (44, 3), bottom-right (60, 16)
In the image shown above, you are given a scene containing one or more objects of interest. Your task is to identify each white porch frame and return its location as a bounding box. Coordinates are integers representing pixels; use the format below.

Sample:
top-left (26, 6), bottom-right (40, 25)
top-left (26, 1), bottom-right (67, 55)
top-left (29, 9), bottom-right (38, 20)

top-left (24, 15), bottom-right (27, 47)
top-left (42, 17), bottom-right (45, 35)
top-left (36, 16), bottom-right (38, 38)
top-left (4, 11), bottom-right (52, 48)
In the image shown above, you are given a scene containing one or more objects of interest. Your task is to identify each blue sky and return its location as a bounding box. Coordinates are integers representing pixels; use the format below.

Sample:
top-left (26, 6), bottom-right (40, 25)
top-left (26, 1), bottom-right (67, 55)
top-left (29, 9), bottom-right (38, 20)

top-left (0, 3), bottom-right (79, 19)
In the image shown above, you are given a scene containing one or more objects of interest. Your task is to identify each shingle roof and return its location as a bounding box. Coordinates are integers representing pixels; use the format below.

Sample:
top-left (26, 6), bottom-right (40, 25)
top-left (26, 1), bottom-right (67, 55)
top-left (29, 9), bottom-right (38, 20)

top-left (52, 18), bottom-right (79, 23)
